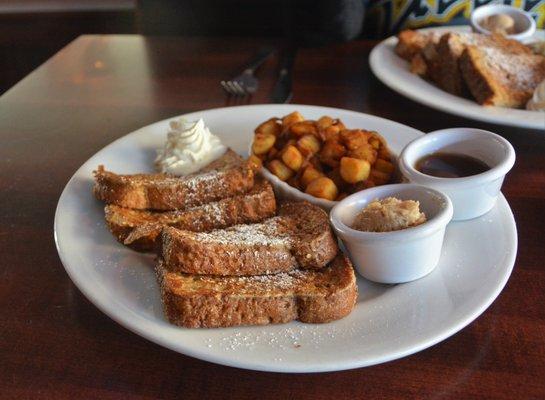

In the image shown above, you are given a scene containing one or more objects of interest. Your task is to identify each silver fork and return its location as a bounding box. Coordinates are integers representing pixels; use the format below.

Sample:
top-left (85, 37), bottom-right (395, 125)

top-left (221, 47), bottom-right (274, 96)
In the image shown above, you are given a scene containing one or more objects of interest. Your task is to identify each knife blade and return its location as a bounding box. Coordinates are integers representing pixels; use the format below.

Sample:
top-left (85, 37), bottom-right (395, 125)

top-left (270, 48), bottom-right (297, 104)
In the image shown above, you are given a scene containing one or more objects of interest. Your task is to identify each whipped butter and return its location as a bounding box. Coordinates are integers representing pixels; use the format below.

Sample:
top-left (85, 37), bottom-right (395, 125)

top-left (526, 80), bottom-right (545, 112)
top-left (479, 14), bottom-right (516, 35)
top-left (352, 197), bottom-right (427, 233)
top-left (155, 118), bottom-right (226, 175)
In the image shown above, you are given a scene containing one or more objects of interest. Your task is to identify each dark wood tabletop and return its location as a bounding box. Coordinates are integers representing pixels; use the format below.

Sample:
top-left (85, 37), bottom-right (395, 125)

top-left (1, 35), bottom-right (544, 400)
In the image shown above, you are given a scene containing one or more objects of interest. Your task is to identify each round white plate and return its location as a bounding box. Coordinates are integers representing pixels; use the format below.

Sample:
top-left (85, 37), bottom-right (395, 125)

top-left (370, 26), bottom-right (545, 129)
top-left (54, 104), bottom-right (517, 373)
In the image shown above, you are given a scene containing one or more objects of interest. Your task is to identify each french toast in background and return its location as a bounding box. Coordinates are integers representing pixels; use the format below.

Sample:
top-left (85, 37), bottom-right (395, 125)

top-left (395, 29), bottom-right (440, 62)
top-left (156, 254), bottom-right (357, 328)
top-left (161, 201), bottom-right (339, 276)
top-left (395, 29), bottom-right (545, 108)
top-left (460, 45), bottom-right (545, 107)
top-left (93, 149), bottom-right (254, 211)
top-left (105, 178), bottom-right (276, 252)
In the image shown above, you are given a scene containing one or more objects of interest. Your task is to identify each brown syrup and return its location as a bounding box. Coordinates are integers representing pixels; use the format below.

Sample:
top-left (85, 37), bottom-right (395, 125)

top-left (416, 153), bottom-right (490, 178)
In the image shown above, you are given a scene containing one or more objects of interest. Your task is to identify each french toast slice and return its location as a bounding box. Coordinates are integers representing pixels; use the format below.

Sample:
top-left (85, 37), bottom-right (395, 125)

top-left (104, 178), bottom-right (276, 252)
top-left (433, 32), bottom-right (470, 96)
top-left (460, 45), bottom-right (545, 107)
top-left (395, 29), bottom-right (440, 61)
top-left (432, 32), bottom-right (530, 97)
top-left (156, 254), bottom-right (357, 328)
top-left (161, 201), bottom-right (339, 276)
top-left (93, 149), bottom-right (254, 211)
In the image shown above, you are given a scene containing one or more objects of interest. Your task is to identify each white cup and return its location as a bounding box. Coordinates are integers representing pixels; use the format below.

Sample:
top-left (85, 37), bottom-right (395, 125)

top-left (470, 4), bottom-right (536, 42)
top-left (330, 183), bottom-right (453, 284)
top-left (399, 128), bottom-right (515, 221)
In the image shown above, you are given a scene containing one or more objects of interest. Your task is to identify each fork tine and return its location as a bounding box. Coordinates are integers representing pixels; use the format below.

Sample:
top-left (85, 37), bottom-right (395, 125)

top-left (228, 81), bottom-right (243, 96)
top-left (233, 81), bottom-right (247, 96)
top-left (225, 81), bottom-right (237, 95)
top-left (234, 82), bottom-right (245, 96)
top-left (220, 80), bottom-right (233, 95)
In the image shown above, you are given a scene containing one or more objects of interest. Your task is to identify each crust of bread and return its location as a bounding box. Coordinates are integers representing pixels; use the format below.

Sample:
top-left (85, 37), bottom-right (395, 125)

top-left (433, 33), bottom-right (468, 96)
top-left (104, 178), bottom-right (277, 252)
top-left (157, 254), bottom-right (357, 328)
top-left (395, 30), bottom-right (438, 61)
top-left (93, 149), bottom-right (254, 211)
top-left (161, 201), bottom-right (339, 275)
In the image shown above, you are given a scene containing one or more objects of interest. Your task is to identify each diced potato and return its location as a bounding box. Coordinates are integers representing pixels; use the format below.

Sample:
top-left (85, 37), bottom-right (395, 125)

top-left (297, 134), bottom-right (321, 156)
top-left (374, 158), bottom-right (395, 174)
top-left (323, 125), bottom-right (340, 141)
top-left (320, 140), bottom-right (346, 168)
top-left (348, 143), bottom-right (377, 164)
top-left (334, 120), bottom-right (346, 130)
top-left (252, 134), bottom-right (276, 155)
top-left (268, 159), bottom-right (293, 181)
top-left (369, 137), bottom-right (381, 149)
top-left (317, 116), bottom-right (334, 130)
top-left (281, 145), bottom-right (304, 171)
top-left (305, 177), bottom-right (338, 201)
top-left (247, 154), bottom-right (262, 171)
top-left (340, 157), bottom-right (371, 183)
top-left (290, 121), bottom-right (318, 137)
top-left (300, 166), bottom-right (323, 188)
top-left (370, 169), bottom-right (391, 185)
top-left (255, 118), bottom-right (281, 137)
top-left (370, 132), bottom-right (387, 148)
top-left (340, 129), bottom-right (369, 151)
top-left (282, 111), bottom-right (305, 129)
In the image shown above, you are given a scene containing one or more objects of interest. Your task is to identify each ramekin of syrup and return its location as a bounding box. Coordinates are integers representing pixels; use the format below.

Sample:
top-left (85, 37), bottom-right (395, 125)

top-left (415, 153), bottom-right (490, 178)
top-left (399, 128), bottom-right (515, 220)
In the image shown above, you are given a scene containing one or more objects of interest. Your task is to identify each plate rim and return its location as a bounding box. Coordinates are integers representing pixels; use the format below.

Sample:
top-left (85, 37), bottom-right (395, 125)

top-left (54, 104), bottom-right (518, 372)
top-left (369, 26), bottom-right (545, 129)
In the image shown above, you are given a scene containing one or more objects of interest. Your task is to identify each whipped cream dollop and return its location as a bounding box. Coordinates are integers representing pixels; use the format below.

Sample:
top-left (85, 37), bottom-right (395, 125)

top-left (526, 80), bottom-right (545, 112)
top-left (155, 118), bottom-right (226, 175)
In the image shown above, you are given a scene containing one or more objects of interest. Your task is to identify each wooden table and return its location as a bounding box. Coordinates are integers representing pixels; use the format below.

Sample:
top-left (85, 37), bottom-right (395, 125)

top-left (1, 35), bottom-right (544, 399)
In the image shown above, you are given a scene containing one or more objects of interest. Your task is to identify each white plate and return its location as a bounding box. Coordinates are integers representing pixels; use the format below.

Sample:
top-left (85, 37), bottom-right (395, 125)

top-left (370, 26), bottom-right (545, 129)
top-left (54, 104), bottom-right (517, 372)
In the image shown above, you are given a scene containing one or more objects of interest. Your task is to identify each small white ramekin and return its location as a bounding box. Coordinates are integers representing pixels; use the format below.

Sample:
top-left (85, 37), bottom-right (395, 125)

top-left (471, 4), bottom-right (536, 42)
top-left (399, 128), bottom-right (515, 221)
top-left (330, 184), bottom-right (453, 284)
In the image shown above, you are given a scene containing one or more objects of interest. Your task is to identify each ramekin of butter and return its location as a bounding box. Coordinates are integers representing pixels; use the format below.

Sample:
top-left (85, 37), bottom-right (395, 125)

top-left (470, 4), bottom-right (536, 42)
top-left (330, 183), bottom-right (453, 284)
top-left (399, 128), bottom-right (515, 221)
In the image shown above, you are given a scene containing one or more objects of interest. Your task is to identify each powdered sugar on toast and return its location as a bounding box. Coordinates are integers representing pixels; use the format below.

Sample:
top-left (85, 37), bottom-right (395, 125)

top-left (478, 46), bottom-right (545, 91)
top-left (195, 217), bottom-right (291, 247)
